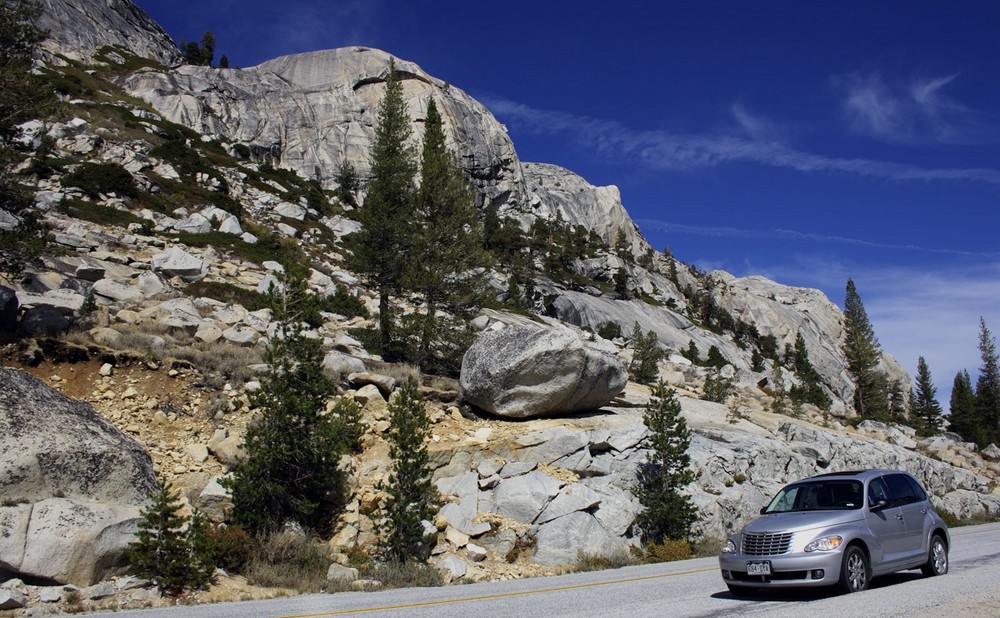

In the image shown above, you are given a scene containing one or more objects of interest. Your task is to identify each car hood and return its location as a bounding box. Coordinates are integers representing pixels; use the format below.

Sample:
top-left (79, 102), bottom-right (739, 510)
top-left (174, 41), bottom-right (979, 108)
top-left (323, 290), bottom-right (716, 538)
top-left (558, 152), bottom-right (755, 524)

top-left (743, 510), bottom-right (865, 535)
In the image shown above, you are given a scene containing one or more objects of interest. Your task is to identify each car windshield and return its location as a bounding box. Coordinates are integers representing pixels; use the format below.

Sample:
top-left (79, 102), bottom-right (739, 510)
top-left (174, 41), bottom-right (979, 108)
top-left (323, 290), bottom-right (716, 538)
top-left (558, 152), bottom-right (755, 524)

top-left (763, 479), bottom-right (864, 513)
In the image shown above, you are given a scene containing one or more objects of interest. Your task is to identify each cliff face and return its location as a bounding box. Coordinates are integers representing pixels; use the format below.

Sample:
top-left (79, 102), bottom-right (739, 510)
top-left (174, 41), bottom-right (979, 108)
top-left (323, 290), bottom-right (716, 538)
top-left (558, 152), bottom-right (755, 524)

top-left (37, 0), bottom-right (180, 65)
top-left (119, 47), bottom-right (529, 215)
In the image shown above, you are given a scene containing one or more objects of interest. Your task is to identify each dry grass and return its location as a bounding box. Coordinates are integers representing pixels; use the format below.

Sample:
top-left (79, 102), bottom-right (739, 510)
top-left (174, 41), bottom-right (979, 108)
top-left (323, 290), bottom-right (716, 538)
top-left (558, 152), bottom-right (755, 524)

top-left (364, 360), bottom-right (421, 385)
top-left (359, 561), bottom-right (443, 589)
top-left (68, 323), bottom-right (262, 388)
top-left (244, 531), bottom-right (330, 593)
top-left (573, 549), bottom-right (640, 572)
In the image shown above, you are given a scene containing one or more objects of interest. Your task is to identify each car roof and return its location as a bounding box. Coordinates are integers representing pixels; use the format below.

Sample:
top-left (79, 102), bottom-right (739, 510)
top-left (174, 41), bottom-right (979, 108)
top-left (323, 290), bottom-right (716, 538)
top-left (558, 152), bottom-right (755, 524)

top-left (802, 469), bottom-right (911, 482)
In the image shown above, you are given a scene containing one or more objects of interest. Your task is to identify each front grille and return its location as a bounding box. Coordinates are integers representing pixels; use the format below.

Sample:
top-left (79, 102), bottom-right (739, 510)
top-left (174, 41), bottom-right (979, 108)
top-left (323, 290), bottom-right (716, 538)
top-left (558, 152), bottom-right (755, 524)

top-left (741, 532), bottom-right (793, 556)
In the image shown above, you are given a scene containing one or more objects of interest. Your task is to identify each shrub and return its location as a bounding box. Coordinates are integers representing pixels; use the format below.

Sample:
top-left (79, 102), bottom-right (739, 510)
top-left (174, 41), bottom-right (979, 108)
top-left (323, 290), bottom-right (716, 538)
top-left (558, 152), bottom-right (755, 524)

top-left (597, 322), bottom-right (622, 340)
top-left (640, 539), bottom-right (693, 563)
top-left (59, 198), bottom-right (145, 228)
top-left (205, 525), bottom-right (255, 573)
top-left (703, 372), bottom-right (734, 403)
top-left (62, 162), bottom-right (138, 199)
top-left (184, 280), bottom-right (267, 311)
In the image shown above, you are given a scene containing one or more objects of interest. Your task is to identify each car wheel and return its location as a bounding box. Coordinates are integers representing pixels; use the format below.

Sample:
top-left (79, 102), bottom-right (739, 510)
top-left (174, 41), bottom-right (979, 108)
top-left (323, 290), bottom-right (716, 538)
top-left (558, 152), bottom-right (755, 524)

top-left (727, 584), bottom-right (758, 597)
top-left (921, 534), bottom-right (948, 577)
top-left (837, 545), bottom-right (870, 594)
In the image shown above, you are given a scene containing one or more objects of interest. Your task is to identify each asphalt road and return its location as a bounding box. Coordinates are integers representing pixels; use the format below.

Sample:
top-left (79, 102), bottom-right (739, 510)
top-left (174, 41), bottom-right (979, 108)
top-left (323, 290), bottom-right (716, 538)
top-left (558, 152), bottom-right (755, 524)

top-left (91, 522), bottom-right (1000, 618)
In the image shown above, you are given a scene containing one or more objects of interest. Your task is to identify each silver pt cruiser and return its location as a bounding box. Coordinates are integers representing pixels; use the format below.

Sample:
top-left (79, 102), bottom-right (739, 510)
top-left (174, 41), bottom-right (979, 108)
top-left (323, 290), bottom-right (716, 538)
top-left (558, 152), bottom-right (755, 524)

top-left (718, 469), bottom-right (949, 595)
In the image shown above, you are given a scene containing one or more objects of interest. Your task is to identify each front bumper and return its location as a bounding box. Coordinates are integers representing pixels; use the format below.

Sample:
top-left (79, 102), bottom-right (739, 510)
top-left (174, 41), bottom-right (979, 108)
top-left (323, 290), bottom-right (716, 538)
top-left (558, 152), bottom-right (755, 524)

top-left (719, 549), bottom-right (845, 588)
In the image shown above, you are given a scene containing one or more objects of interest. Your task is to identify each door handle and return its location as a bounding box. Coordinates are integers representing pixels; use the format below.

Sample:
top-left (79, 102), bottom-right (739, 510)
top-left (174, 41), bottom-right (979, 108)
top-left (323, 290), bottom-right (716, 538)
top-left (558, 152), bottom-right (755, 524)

top-left (895, 514), bottom-right (903, 520)
top-left (920, 508), bottom-right (928, 514)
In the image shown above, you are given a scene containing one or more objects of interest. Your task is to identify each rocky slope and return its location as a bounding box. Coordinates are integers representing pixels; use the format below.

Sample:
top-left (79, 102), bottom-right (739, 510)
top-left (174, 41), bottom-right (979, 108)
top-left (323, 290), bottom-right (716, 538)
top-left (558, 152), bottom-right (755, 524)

top-left (1, 0), bottom-right (998, 597)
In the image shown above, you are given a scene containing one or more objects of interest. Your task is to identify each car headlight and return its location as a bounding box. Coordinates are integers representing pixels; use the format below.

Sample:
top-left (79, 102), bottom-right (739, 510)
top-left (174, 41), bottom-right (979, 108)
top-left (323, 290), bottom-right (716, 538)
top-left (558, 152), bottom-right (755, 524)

top-left (804, 535), bottom-right (844, 552)
top-left (721, 539), bottom-right (738, 554)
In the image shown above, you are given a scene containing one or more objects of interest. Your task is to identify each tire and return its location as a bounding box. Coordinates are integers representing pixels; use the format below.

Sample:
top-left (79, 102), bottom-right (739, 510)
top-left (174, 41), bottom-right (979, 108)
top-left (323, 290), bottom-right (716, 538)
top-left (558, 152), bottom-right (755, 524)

top-left (727, 584), bottom-right (758, 597)
top-left (837, 545), bottom-right (870, 594)
top-left (920, 534), bottom-right (948, 577)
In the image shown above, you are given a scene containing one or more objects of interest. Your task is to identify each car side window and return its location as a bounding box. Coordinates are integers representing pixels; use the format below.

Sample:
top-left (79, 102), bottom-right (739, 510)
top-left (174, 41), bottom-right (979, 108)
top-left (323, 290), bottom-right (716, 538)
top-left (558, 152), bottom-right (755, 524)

top-left (903, 474), bottom-right (928, 502)
top-left (868, 477), bottom-right (890, 506)
top-left (885, 473), bottom-right (918, 507)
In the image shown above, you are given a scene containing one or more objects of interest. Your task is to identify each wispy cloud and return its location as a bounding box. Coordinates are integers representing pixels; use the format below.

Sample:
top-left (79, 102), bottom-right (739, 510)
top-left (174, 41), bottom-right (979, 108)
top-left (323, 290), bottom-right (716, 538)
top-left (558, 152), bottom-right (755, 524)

top-left (835, 70), bottom-right (994, 144)
top-left (484, 96), bottom-right (1000, 185)
top-left (634, 220), bottom-right (999, 258)
top-left (850, 263), bottom-right (1000, 403)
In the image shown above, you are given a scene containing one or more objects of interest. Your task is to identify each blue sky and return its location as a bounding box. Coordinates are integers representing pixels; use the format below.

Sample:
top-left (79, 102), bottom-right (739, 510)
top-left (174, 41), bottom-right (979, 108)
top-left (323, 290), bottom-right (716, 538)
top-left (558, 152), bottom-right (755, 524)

top-left (135, 1), bottom-right (999, 403)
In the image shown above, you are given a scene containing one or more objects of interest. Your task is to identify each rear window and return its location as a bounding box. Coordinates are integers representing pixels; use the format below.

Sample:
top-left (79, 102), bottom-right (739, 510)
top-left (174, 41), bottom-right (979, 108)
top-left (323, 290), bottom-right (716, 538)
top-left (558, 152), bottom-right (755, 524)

top-left (764, 480), bottom-right (864, 513)
top-left (885, 473), bottom-right (924, 506)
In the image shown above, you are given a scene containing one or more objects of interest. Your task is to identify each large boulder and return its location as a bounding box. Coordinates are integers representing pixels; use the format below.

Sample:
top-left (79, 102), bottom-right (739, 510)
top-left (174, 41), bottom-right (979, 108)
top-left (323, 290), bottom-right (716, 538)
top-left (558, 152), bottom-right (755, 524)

top-left (0, 368), bottom-right (156, 585)
top-left (460, 326), bottom-right (627, 418)
top-left (151, 246), bottom-right (208, 282)
top-left (0, 286), bottom-right (17, 337)
top-left (15, 305), bottom-right (71, 337)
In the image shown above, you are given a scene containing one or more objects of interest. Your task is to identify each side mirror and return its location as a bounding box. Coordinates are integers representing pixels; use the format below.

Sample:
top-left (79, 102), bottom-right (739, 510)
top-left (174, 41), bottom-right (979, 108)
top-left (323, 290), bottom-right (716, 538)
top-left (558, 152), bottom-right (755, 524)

top-left (759, 506), bottom-right (768, 515)
top-left (869, 499), bottom-right (889, 512)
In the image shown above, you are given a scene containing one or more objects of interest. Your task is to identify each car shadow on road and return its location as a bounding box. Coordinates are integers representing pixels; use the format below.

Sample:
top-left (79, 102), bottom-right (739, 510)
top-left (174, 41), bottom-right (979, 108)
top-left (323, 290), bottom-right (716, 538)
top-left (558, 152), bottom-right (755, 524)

top-left (710, 571), bottom-right (926, 602)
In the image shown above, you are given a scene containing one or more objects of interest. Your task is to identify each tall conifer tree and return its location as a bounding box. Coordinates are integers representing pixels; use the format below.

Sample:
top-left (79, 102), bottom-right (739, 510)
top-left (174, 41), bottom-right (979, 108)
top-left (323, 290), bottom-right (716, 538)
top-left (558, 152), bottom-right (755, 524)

top-left (912, 356), bottom-right (943, 436)
top-left (409, 98), bottom-right (488, 369)
top-left (842, 279), bottom-right (889, 419)
top-left (224, 268), bottom-right (359, 534)
top-left (633, 380), bottom-right (697, 544)
top-left (975, 318), bottom-right (1000, 445)
top-left (344, 59), bottom-right (417, 359)
top-left (378, 381), bottom-right (436, 563)
top-left (0, 0), bottom-right (54, 282)
top-left (948, 370), bottom-right (979, 443)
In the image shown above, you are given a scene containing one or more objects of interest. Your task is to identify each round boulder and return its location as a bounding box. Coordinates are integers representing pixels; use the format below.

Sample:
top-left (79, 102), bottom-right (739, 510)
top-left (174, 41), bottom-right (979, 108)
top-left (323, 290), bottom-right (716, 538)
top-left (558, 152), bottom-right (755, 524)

top-left (460, 326), bottom-right (627, 418)
top-left (0, 368), bottom-right (157, 585)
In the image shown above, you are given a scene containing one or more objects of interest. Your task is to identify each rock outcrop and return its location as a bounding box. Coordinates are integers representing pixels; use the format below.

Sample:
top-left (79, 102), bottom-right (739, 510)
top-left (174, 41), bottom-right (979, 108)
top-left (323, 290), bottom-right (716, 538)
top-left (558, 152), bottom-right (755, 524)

top-left (0, 368), bottom-right (156, 585)
top-left (119, 47), bottom-right (527, 214)
top-left (38, 0), bottom-right (180, 65)
top-left (460, 326), bottom-right (627, 418)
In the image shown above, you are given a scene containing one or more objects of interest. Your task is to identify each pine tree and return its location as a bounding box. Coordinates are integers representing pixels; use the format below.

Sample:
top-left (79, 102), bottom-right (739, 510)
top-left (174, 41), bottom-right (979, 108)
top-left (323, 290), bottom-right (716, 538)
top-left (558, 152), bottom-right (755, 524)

top-left (771, 363), bottom-right (791, 416)
top-left (613, 267), bottom-right (630, 299)
top-left (219, 54), bottom-right (229, 69)
top-left (224, 268), bottom-right (359, 534)
top-left (409, 98), bottom-right (489, 370)
top-left (633, 380), bottom-right (697, 544)
top-left (912, 356), bottom-right (943, 436)
top-left (948, 370), bottom-right (979, 443)
top-left (788, 332), bottom-right (832, 411)
top-left (975, 318), bottom-right (1000, 445)
top-left (0, 0), bottom-right (53, 282)
top-left (127, 480), bottom-right (213, 593)
top-left (629, 322), bottom-right (662, 384)
top-left (333, 160), bottom-right (359, 208)
top-left (199, 31), bottom-right (216, 66)
top-left (378, 381), bottom-right (436, 563)
top-left (842, 279), bottom-right (889, 419)
top-left (343, 59), bottom-right (417, 359)
top-left (682, 340), bottom-right (701, 364)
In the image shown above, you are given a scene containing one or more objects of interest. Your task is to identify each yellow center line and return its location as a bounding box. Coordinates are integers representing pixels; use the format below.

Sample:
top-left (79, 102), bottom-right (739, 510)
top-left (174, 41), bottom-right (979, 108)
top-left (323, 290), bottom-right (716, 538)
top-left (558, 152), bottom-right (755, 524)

top-left (282, 566), bottom-right (718, 617)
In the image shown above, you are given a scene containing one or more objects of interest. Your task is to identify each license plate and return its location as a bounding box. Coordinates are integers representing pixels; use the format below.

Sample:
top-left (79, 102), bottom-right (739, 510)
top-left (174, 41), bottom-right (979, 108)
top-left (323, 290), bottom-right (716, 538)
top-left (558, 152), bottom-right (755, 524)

top-left (746, 561), bottom-right (772, 576)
